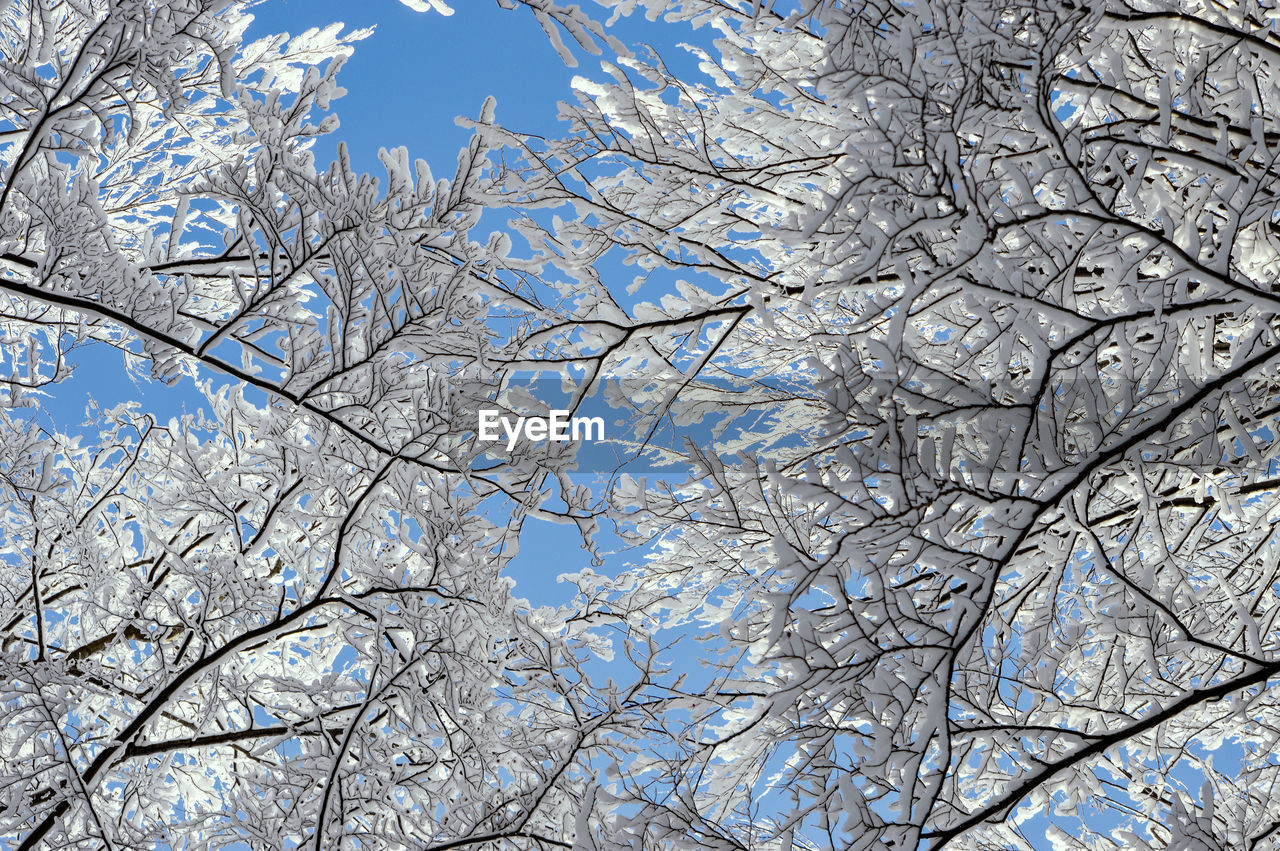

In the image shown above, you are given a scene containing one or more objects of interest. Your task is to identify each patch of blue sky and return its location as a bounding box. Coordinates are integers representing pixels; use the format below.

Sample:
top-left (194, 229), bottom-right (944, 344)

top-left (245, 1), bottom-right (719, 175)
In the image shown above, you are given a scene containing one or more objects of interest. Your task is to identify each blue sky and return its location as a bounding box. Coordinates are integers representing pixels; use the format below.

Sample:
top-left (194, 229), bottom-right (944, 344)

top-left (244, 0), bottom-right (709, 175)
top-left (245, 0), bottom-right (583, 173)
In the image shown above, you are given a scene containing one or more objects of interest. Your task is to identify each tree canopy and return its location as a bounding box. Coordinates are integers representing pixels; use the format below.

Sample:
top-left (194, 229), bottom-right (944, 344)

top-left (4, 0), bottom-right (1280, 848)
